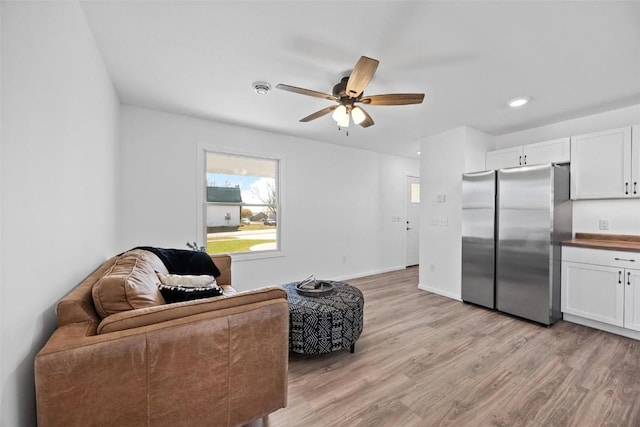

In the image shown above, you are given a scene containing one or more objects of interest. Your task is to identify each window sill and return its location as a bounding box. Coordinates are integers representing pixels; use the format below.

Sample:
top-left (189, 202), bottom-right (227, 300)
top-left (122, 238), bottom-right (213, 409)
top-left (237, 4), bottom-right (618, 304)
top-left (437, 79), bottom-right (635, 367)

top-left (227, 250), bottom-right (285, 262)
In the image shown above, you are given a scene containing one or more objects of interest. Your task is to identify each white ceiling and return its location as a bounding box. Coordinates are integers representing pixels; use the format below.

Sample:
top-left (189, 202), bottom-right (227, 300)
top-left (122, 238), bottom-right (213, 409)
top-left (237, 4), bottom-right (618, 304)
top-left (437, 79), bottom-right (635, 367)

top-left (79, 1), bottom-right (640, 158)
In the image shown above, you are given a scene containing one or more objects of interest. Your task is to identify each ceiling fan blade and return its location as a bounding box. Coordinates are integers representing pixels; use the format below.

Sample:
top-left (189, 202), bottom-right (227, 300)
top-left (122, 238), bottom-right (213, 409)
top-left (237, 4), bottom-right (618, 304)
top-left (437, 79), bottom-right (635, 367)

top-left (346, 56), bottom-right (379, 98)
top-left (360, 93), bottom-right (425, 106)
top-left (300, 105), bottom-right (338, 122)
top-left (276, 84), bottom-right (338, 101)
top-left (357, 107), bottom-right (375, 128)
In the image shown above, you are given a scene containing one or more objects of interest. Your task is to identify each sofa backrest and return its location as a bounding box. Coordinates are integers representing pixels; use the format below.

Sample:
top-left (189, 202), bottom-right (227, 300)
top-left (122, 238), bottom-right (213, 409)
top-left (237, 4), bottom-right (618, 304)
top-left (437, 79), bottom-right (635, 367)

top-left (211, 254), bottom-right (231, 287)
top-left (56, 250), bottom-right (232, 328)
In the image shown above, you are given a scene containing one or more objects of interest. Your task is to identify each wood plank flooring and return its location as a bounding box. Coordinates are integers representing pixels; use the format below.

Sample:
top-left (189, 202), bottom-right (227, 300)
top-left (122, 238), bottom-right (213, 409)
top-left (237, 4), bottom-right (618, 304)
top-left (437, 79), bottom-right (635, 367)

top-left (252, 267), bottom-right (640, 426)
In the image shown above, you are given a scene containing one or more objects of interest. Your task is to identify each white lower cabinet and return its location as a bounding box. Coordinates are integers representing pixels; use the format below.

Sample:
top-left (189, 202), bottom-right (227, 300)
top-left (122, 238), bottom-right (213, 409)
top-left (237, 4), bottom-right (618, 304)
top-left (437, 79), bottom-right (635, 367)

top-left (624, 269), bottom-right (640, 331)
top-left (562, 262), bottom-right (624, 326)
top-left (562, 247), bottom-right (640, 335)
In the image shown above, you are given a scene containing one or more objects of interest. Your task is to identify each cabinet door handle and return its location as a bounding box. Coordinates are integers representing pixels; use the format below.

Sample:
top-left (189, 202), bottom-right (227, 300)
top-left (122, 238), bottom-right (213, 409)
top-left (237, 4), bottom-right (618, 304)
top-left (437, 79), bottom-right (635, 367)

top-left (619, 271), bottom-right (622, 284)
top-left (519, 155), bottom-right (522, 165)
top-left (625, 182), bottom-right (629, 195)
top-left (524, 155), bottom-right (527, 165)
top-left (634, 182), bottom-right (638, 195)
top-left (628, 271), bottom-right (632, 286)
top-left (614, 257), bottom-right (636, 262)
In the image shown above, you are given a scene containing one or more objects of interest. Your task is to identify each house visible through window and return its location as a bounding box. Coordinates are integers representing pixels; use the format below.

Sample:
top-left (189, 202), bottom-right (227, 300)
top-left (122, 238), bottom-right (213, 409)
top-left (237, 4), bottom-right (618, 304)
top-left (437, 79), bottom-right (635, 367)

top-left (205, 151), bottom-right (279, 254)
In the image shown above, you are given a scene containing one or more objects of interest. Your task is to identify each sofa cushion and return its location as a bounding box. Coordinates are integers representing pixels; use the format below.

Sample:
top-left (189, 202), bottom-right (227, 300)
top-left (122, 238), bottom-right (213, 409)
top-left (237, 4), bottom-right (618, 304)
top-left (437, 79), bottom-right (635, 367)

top-left (156, 272), bottom-right (216, 288)
top-left (158, 283), bottom-right (224, 303)
top-left (92, 250), bottom-right (167, 318)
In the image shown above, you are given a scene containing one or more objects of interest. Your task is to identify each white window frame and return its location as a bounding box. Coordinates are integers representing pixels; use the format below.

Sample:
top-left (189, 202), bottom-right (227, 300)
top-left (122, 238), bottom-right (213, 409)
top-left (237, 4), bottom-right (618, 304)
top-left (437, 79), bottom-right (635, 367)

top-left (196, 143), bottom-right (284, 261)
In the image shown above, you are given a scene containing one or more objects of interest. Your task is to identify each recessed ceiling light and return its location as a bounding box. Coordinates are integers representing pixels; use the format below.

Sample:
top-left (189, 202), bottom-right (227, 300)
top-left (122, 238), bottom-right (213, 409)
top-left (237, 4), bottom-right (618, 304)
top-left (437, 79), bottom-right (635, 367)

top-left (508, 97), bottom-right (530, 108)
top-left (252, 81), bottom-right (271, 95)
top-left (417, 151), bottom-right (421, 155)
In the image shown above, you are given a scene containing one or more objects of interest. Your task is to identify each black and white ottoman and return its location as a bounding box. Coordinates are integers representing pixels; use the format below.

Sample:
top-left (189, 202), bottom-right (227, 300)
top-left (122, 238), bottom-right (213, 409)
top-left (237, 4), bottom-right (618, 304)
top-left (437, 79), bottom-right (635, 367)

top-left (283, 281), bottom-right (364, 355)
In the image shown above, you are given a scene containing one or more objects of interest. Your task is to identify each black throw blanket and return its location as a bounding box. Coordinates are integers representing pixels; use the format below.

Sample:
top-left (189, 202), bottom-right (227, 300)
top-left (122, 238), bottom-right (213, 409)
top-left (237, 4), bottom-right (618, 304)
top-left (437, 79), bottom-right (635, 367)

top-left (133, 246), bottom-right (221, 278)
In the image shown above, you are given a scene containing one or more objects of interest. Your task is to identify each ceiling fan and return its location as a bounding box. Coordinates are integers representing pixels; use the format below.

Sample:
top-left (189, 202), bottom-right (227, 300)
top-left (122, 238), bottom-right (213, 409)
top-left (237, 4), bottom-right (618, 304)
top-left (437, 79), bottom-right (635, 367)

top-left (276, 56), bottom-right (425, 129)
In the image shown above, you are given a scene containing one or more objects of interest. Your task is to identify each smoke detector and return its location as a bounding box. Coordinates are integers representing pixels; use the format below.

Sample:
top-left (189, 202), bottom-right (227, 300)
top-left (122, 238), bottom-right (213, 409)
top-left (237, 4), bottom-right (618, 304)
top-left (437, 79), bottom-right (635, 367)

top-left (252, 81), bottom-right (271, 95)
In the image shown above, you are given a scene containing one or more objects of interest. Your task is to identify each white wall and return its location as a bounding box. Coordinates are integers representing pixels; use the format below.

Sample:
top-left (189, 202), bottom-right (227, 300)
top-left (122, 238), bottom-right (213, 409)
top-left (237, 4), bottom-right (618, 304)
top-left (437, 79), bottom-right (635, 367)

top-left (494, 104), bottom-right (640, 235)
top-left (418, 127), bottom-right (491, 299)
top-left (0, 2), bottom-right (120, 425)
top-left (119, 106), bottom-right (418, 291)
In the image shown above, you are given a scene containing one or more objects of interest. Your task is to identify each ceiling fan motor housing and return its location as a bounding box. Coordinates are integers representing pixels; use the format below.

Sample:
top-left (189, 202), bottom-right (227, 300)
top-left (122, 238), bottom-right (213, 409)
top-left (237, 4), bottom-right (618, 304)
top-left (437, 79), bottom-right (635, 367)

top-left (332, 77), bottom-right (350, 98)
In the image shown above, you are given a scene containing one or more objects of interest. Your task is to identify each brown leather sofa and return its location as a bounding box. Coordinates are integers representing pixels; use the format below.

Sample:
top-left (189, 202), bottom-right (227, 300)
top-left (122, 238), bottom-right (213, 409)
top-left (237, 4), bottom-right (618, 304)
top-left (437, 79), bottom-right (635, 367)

top-left (35, 249), bottom-right (289, 427)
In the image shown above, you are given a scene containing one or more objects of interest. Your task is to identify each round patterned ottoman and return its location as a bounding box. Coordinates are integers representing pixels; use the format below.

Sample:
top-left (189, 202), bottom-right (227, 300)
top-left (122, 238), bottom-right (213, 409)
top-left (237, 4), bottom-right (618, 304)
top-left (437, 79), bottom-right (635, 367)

top-left (283, 281), bottom-right (364, 355)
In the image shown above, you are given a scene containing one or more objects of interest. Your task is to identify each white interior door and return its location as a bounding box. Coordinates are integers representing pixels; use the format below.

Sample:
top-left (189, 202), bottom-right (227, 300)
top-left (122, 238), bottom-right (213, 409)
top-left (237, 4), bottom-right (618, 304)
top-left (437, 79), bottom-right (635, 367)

top-left (406, 176), bottom-right (420, 267)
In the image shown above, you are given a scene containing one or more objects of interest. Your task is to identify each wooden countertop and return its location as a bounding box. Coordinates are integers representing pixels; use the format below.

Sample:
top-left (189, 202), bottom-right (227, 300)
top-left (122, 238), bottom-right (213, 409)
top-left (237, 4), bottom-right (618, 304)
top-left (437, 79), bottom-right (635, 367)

top-left (562, 233), bottom-right (640, 253)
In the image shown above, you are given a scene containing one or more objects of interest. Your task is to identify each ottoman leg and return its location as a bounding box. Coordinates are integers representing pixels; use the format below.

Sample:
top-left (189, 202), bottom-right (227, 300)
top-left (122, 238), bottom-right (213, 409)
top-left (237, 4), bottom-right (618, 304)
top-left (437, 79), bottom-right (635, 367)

top-left (350, 343), bottom-right (355, 353)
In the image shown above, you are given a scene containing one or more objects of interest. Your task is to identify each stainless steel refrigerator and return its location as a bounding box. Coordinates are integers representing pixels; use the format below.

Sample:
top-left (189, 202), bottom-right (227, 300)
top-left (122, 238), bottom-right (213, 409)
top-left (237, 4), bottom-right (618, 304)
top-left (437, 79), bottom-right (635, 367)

top-left (462, 164), bottom-right (572, 325)
top-left (461, 170), bottom-right (496, 309)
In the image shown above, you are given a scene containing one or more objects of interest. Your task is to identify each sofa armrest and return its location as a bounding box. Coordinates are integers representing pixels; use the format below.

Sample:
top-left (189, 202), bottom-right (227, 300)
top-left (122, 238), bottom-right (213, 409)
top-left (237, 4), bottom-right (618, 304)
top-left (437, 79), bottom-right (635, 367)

top-left (96, 286), bottom-right (286, 334)
top-left (35, 294), bottom-right (289, 427)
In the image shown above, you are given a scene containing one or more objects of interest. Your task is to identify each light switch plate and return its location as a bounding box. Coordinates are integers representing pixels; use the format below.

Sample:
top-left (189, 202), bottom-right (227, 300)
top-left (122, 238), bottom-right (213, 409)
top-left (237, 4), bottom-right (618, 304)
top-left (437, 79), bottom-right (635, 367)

top-left (599, 219), bottom-right (610, 230)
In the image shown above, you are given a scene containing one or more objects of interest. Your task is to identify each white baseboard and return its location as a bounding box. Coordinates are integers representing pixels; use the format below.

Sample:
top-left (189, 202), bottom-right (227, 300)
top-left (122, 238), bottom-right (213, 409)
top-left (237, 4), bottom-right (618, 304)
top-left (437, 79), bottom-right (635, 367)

top-left (332, 265), bottom-right (406, 282)
top-left (417, 284), bottom-right (462, 301)
top-left (563, 313), bottom-right (640, 340)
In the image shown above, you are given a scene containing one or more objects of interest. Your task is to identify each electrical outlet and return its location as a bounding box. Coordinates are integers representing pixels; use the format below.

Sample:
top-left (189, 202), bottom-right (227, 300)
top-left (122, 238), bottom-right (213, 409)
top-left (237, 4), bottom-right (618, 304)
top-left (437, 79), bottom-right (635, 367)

top-left (599, 219), bottom-right (610, 230)
top-left (439, 217), bottom-right (448, 226)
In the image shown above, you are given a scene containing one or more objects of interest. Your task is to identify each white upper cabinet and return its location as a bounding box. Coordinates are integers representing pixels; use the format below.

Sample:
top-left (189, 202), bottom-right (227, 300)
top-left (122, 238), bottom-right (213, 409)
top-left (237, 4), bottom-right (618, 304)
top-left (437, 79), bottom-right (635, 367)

top-left (524, 138), bottom-right (571, 166)
top-left (485, 146), bottom-right (523, 170)
top-left (633, 125), bottom-right (640, 196)
top-left (485, 138), bottom-right (570, 170)
top-left (570, 126), bottom-right (638, 200)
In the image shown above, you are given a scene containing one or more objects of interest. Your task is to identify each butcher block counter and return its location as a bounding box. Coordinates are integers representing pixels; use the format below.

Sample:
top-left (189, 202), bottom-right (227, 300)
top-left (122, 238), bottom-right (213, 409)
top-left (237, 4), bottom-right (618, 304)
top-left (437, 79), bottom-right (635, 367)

top-left (562, 232), bottom-right (640, 253)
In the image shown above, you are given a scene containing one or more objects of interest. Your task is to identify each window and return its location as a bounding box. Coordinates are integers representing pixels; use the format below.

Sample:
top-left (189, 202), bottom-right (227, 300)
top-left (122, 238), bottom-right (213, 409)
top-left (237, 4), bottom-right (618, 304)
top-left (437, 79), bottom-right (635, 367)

top-left (204, 151), bottom-right (279, 255)
top-left (410, 183), bottom-right (420, 203)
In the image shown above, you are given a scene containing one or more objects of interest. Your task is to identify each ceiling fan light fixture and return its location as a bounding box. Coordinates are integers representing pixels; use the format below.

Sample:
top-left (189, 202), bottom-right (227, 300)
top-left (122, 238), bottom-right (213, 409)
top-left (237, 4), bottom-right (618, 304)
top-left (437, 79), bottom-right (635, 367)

top-left (336, 112), bottom-right (350, 128)
top-left (332, 105), bottom-right (347, 121)
top-left (351, 106), bottom-right (366, 125)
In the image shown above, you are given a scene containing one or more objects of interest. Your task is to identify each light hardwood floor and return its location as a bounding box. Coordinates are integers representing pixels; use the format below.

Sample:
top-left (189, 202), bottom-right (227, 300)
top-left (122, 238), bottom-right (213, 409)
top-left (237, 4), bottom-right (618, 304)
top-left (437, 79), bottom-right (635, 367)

top-left (256, 267), bottom-right (640, 426)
